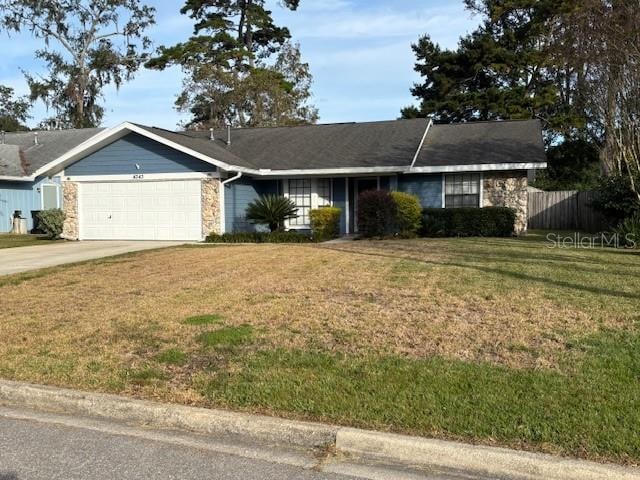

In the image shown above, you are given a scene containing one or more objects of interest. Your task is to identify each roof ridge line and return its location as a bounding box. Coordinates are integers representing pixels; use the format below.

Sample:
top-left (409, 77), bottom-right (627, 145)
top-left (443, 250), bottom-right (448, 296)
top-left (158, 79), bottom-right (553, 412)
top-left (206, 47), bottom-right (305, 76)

top-left (186, 117), bottom-right (427, 134)
top-left (433, 118), bottom-right (540, 126)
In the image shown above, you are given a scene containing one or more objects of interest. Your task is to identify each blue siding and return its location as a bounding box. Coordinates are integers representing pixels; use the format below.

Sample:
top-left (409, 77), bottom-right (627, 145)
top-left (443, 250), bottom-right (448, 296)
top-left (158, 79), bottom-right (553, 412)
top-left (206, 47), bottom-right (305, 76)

top-left (223, 174), bottom-right (441, 236)
top-left (398, 173), bottom-right (442, 208)
top-left (66, 133), bottom-right (216, 176)
top-left (332, 178), bottom-right (347, 234)
top-left (0, 177), bottom-right (62, 232)
top-left (224, 178), bottom-right (280, 233)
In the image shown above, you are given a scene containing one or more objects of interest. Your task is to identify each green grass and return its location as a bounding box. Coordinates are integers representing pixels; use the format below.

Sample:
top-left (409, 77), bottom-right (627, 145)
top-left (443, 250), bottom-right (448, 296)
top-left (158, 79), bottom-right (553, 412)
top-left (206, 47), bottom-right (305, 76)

top-left (183, 314), bottom-right (223, 326)
top-left (0, 234), bottom-right (59, 249)
top-left (156, 348), bottom-right (188, 366)
top-left (197, 326), bottom-right (254, 348)
top-left (122, 366), bottom-right (168, 386)
top-left (203, 329), bottom-right (640, 463)
top-left (2, 235), bottom-right (640, 464)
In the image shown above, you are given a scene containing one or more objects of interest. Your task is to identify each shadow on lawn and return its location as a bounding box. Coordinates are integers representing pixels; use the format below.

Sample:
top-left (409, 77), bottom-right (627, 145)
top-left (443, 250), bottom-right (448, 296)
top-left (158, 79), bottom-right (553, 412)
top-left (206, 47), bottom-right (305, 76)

top-left (323, 244), bottom-right (640, 301)
top-left (385, 238), bottom-right (640, 269)
top-left (445, 252), bottom-right (640, 280)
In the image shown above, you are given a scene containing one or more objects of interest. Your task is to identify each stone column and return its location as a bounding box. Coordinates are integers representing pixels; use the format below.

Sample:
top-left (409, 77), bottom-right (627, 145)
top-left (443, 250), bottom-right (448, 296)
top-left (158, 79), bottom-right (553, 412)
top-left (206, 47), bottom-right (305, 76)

top-left (201, 178), bottom-right (221, 237)
top-left (62, 182), bottom-right (79, 240)
top-left (483, 172), bottom-right (528, 234)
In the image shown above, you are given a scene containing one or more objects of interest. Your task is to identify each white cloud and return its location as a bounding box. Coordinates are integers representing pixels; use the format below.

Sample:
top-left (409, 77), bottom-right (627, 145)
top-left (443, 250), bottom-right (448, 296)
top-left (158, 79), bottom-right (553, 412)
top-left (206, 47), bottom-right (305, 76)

top-left (276, 2), bottom-right (476, 47)
top-left (293, 11), bottom-right (472, 41)
top-left (295, 0), bottom-right (353, 12)
top-left (310, 40), bottom-right (414, 68)
top-left (2, 0), bottom-right (482, 128)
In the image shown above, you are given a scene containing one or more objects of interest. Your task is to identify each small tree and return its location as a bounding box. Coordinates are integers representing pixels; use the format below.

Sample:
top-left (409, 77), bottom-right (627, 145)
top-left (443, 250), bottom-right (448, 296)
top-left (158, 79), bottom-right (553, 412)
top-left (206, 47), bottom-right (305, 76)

top-left (592, 173), bottom-right (640, 225)
top-left (246, 195), bottom-right (298, 232)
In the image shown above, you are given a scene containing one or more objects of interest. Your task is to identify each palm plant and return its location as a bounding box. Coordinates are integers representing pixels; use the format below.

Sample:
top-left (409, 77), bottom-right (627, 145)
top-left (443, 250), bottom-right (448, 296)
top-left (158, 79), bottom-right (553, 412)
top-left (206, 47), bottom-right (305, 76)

top-left (246, 195), bottom-right (298, 232)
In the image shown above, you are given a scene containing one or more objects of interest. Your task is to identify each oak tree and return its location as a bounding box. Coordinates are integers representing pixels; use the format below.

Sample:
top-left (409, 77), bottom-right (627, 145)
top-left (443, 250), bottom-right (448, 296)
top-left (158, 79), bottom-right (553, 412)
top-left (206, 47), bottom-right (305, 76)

top-left (0, 0), bottom-right (156, 128)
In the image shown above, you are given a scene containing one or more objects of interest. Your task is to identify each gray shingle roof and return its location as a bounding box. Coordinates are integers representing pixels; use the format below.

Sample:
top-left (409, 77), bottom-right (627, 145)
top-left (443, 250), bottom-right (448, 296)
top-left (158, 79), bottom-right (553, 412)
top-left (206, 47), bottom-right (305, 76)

top-left (0, 145), bottom-right (22, 177)
top-left (184, 118), bottom-right (430, 170)
top-left (2, 128), bottom-right (105, 176)
top-left (133, 125), bottom-right (256, 169)
top-left (0, 118), bottom-right (546, 179)
top-left (415, 119), bottom-right (545, 168)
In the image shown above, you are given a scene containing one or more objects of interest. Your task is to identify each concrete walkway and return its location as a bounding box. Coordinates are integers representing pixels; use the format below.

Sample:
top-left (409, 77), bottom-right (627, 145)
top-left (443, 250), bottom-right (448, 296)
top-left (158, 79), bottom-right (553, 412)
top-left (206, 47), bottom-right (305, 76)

top-left (0, 241), bottom-right (185, 276)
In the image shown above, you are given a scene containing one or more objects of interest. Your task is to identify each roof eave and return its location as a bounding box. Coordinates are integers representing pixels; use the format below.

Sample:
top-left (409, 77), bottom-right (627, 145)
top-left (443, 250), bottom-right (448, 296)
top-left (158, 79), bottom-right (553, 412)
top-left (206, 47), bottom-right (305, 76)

top-left (406, 162), bottom-right (547, 174)
top-left (0, 175), bottom-right (35, 182)
top-left (249, 166), bottom-right (407, 177)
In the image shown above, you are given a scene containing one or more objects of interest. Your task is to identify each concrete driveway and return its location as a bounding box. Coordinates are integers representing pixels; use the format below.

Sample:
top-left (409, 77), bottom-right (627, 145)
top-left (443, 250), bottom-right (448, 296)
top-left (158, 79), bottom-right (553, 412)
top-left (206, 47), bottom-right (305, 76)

top-left (0, 241), bottom-right (186, 276)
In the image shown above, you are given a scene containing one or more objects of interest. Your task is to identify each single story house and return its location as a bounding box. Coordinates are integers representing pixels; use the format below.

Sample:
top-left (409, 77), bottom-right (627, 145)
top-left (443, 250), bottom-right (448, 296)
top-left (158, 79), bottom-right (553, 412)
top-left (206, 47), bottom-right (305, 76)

top-left (0, 118), bottom-right (546, 240)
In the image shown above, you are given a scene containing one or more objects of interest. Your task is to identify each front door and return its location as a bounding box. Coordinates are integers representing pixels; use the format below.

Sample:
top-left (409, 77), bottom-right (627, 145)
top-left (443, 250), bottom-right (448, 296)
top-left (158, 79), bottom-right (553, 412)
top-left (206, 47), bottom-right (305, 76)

top-left (354, 177), bottom-right (379, 232)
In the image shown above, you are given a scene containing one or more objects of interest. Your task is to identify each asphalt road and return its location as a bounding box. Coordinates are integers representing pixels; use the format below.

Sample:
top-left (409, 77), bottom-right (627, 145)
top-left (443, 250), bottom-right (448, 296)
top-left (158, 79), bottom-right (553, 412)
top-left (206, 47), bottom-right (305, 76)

top-left (0, 411), bottom-right (353, 480)
top-left (0, 406), bottom-right (486, 480)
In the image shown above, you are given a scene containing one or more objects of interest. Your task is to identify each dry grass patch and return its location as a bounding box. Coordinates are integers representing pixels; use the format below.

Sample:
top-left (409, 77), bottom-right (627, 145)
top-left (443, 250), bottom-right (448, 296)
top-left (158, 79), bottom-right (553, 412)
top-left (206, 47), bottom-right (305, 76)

top-left (0, 239), bottom-right (638, 392)
top-left (1, 239), bottom-right (640, 462)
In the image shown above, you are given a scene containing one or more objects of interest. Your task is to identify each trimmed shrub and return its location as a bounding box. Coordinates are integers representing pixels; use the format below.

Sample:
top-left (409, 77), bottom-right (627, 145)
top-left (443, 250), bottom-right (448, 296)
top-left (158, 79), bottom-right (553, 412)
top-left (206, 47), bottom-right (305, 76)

top-left (37, 208), bottom-right (65, 239)
top-left (612, 212), bottom-right (640, 249)
top-left (421, 207), bottom-right (516, 237)
top-left (245, 195), bottom-right (298, 232)
top-left (310, 207), bottom-right (341, 240)
top-left (357, 190), bottom-right (398, 238)
top-left (390, 191), bottom-right (422, 237)
top-left (206, 231), bottom-right (317, 243)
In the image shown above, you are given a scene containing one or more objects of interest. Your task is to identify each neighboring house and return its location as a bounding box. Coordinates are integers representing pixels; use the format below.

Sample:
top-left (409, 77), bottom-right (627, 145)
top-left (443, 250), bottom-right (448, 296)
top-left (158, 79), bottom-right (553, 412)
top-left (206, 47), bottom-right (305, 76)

top-left (0, 128), bottom-right (104, 233)
top-left (0, 118), bottom-right (546, 239)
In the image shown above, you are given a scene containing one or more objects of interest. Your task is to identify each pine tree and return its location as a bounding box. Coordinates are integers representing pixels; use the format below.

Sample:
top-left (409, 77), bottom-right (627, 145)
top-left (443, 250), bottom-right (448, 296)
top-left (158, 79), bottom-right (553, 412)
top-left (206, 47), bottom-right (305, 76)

top-left (146, 0), bottom-right (317, 128)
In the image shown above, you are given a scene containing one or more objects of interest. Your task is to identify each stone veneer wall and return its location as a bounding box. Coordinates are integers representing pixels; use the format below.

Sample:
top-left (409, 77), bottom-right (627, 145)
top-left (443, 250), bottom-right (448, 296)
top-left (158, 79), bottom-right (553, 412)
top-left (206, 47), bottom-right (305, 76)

top-left (62, 181), bottom-right (79, 240)
top-left (201, 178), bottom-right (221, 237)
top-left (483, 171), bottom-right (528, 234)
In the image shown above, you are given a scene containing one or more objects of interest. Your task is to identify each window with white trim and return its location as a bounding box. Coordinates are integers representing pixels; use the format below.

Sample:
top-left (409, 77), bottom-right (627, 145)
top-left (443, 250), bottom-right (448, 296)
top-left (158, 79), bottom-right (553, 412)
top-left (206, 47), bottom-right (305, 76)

top-left (444, 174), bottom-right (481, 208)
top-left (41, 184), bottom-right (60, 210)
top-left (286, 178), bottom-right (333, 228)
top-left (316, 178), bottom-right (331, 207)
top-left (288, 179), bottom-right (312, 226)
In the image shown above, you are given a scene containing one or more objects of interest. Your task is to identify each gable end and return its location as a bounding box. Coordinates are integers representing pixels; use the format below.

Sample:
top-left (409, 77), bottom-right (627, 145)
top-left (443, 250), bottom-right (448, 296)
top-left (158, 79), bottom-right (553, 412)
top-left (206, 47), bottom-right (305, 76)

top-left (65, 132), bottom-right (217, 176)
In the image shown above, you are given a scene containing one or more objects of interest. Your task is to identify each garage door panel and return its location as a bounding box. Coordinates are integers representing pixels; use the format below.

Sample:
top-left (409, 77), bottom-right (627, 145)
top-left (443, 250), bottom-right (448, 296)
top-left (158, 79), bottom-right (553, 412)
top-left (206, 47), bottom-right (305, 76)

top-left (184, 212), bottom-right (201, 225)
top-left (154, 197), bottom-right (173, 209)
top-left (141, 211), bottom-right (161, 225)
top-left (79, 180), bottom-right (202, 241)
top-left (153, 182), bottom-right (171, 194)
top-left (141, 196), bottom-right (158, 210)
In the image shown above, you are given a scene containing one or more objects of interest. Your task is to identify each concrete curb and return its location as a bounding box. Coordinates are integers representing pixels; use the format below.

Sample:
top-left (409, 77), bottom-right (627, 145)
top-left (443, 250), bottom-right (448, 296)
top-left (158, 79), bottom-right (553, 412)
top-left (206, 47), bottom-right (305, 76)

top-left (1, 379), bottom-right (638, 480)
top-left (336, 428), bottom-right (640, 480)
top-left (0, 380), bottom-right (336, 448)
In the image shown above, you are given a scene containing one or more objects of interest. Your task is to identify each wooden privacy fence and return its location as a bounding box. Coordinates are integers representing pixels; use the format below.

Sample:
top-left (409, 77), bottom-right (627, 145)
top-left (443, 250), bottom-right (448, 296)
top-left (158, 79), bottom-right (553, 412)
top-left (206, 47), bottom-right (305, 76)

top-left (528, 190), bottom-right (610, 232)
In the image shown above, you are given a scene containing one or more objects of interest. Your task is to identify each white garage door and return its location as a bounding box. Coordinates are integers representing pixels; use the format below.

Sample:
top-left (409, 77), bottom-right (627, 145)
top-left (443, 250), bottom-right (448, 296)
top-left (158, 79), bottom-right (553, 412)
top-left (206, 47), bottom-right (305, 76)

top-left (79, 180), bottom-right (202, 240)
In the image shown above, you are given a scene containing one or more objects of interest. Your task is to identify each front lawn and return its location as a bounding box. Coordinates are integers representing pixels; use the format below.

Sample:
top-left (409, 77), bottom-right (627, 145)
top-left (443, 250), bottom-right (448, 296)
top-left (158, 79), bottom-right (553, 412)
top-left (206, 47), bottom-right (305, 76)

top-left (0, 237), bottom-right (638, 464)
top-left (0, 234), bottom-right (59, 249)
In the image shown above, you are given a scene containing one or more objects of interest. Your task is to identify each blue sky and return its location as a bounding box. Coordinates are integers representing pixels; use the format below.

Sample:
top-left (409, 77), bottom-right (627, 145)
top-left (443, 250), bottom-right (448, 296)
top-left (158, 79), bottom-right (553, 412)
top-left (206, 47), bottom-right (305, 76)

top-left (0, 0), bottom-right (480, 129)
